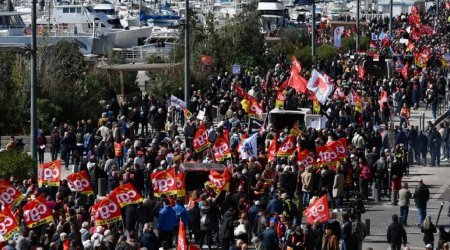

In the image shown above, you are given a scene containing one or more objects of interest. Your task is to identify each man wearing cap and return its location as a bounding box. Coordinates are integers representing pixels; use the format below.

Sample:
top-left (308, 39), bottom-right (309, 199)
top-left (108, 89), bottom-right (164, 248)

top-left (414, 180), bottom-right (430, 227)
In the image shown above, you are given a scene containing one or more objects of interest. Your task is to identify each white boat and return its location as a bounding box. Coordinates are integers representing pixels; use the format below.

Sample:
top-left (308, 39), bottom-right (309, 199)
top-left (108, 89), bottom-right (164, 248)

top-left (257, 0), bottom-right (289, 34)
top-left (0, 11), bottom-right (115, 54)
top-left (93, 1), bottom-right (121, 27)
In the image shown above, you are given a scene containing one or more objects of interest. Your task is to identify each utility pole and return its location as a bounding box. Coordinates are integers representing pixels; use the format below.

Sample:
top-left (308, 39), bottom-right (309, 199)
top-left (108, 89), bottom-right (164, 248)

top-left (356, 0), bottom-right (360, 51)
top-left (389, 0), bottom-right (393, 36)
top-left (31, 0), bottom-right (38, 168)
top-left (184, 0), bottom-right (190, 110)
top-left (311, 0), bottom-right (316, 63)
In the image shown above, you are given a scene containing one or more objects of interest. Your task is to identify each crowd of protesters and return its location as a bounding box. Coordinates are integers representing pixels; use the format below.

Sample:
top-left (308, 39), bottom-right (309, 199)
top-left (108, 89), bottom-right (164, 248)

top-left (0, 1), bottom-right (450, 250)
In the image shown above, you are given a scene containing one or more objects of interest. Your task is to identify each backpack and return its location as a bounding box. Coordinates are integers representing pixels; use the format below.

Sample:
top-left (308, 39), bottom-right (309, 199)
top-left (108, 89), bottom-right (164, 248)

top-left (351, 221), bottom-right (365, 241)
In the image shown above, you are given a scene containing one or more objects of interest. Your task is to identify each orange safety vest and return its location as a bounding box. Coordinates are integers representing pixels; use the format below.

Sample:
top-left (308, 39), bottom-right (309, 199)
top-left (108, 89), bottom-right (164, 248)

top-left (114, 141), bottom-right (123, 157)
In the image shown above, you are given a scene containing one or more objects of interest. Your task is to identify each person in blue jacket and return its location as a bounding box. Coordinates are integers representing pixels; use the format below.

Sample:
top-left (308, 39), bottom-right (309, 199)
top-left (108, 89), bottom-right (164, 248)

top-left (157, 198), bottom-right (177, 248)
top-left (259, 217), bottom-right (279, 250)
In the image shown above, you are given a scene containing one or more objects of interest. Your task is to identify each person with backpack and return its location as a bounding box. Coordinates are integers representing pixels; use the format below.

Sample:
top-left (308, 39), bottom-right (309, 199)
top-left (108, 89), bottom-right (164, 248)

top-left (387, 214), bottom-right (407, 250)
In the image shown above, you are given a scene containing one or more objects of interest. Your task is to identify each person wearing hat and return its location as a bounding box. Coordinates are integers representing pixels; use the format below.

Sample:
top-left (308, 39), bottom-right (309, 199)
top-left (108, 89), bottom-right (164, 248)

top-left (398, 182), bottom-right (412, 226)
top-left (414, 179), bottom-right (430, 227)
top-left (387, 214), bottom-right (407, 250)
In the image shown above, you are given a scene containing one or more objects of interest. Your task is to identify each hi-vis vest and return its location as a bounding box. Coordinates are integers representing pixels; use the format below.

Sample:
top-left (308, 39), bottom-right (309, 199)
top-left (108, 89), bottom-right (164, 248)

top-left (114, 141), bottom-right (123, 157)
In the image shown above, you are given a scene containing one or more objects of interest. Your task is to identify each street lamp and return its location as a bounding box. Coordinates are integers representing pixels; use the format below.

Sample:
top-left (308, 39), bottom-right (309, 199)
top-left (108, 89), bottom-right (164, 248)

top-left (184, 0), bottom-right (190, 110)
top-left (311, 0), bottom-right (316, 63)
top-left (356, 0), bottom-right (360, 51)
top-left (31, 0), bottom-right (38, 169)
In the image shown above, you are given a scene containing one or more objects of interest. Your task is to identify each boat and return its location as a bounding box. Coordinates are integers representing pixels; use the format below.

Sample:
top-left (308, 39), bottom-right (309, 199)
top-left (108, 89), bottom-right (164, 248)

top-left (257, 0), bottom-right (289, 34)
top-left (0, 11), bottom-right (115, 55)
top-left (140, 3), bottom-right (181, 26)
top-left (93, 1), bottom-right (121, 27)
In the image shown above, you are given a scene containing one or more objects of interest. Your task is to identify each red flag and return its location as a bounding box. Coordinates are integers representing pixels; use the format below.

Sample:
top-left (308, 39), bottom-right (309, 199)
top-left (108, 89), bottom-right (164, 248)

top-left (326, 138), bottom-right (347, 160)
top-left (212, 129), bottom-right (231, 162)
top-left (22, 195), bottom-right (54, 228)
top-left (297, 149), bottom-right (315, 168)
top-left (401, 62), bottom-right (409, 80)
top-left (277, 135), bottom-right (296, 157)
top-left (66, 170), bottom-right (94, 195)
top-left (151, 168), bottom-right (186, 197)
top-left (420, 24), bottom-right (433, 35)
top-left (304, 195), bottom-right (330, 224)
top-left (248, 99), bottom-right (263, 118)
top-left (109, 183), bottom-right (144, 208)
top-left (0, 180), bottom-right (25, 207)
top-left (235, 86), bottom-right (256, 102)
top-left (288, 72), bottom-right (308, 93)
top-left (380, 37), bottom-right (391, 48)
top-left (205, 168), bottom-right (232, 193)
top-left (177, 220), bottom-right (187, 250)
top-left (92, 196), bottom-right (122, 226)
top-left (291, 55), bottom-right (302, 73)
top-left (316, 145), bottom-right (339, 163)
top-left (358, 64), bottom-right (366, 80)
top-left (379, 89), bottom-right (389, 110)
top-left (280, 79), bottom-right (289, 90)
top-left (266, 135), bottom-right (277, 162)
top-left (200, 55), bottom-right (212, 65)
top-left (38, 160), bottom-right (61, 187)
top-left (0, 209), bottom-right (19, 240)
top-left (193, 123), bottom-right (211, 153)
top-left (290, 120), bottom-right (301, 136)
top-left (410, 28), bottom-right (421, 42)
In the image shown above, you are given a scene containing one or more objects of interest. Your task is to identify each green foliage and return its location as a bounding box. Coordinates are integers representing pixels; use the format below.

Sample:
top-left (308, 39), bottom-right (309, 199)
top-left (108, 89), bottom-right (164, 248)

top-left (0, 150), bottom-right (35, 180)
top-left (0, 50), bottom-right (29, 135)
top-left (294, 46), bottom-right (313, 69)
top-left (264, 29), bottom-right (309, 66)
top-left (317, 44), bottom-right (338, 62)
top-left (341, 37), bottom-right (356, 52)
top-left (37, 99), bottom-right (62, 134)
top-left (360, 36), bottom-right (370, 50)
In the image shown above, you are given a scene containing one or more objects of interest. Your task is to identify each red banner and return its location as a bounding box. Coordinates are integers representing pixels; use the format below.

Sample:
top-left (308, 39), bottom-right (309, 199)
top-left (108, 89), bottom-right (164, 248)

top-left (326, 138), bottom-right (347, 160)
top-left (206, 168), bottom-right (231, 193)
top-left (248, 99), bottom-right (263, 118)
top-left (0, 180), bottom-right (24, 207)
top-left (109, 183), bottom-right (144, 208)
top-left (22, 195), bottom-right (53, 228)
top-left (297, 149), bottom-right (316, 168)
top-left (235, 86), bottom-right (256, 102)
top-left (193, 123), bottom-right (211, 153)
top-left (212, 129), bottom-right (231, 162)
top-left (66, 170), bottom-right (93, 195)
top-left (401, 62), bottom-right (409, 80)
top-left (358, 64), bottom-right (365, 80)
top-left (291, 55), bottom-right (302, 74)
top-left (92, 196), bottom-right (122, 226)
top-left (38, 160), bottom-right (61, 187)
top-left (415, 48), bottom-right (432, 68)
top-left (316, 145), bottom-right (339, 163)
top-left (177, 219), bottom-right (187, 250)
top-left (0, 209), bottom-right (19, 240)
top-left (151, 168), bottom-right (186, 197)
top-left (277, 135), bottom-right (296, 157)
top-left (267, 136), bottom-right (277, 162)
top-left (304, 195), bottom-right (330, 224)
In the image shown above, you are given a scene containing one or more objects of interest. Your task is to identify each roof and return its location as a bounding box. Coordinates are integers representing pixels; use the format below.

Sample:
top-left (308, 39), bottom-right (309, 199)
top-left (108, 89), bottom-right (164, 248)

top-left (99, 63), bottom-right (182, 72)
top-left (182, 163), bottom-right (226, 172)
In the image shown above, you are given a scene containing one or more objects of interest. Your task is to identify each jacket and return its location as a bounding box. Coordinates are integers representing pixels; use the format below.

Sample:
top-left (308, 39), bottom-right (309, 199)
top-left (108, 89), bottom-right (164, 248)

top-left (414, 184), bottom-right (430, 208)
top-left (220, 210), bottom-right (234, 240)
top-left (139, 231), bottom-right (160, 250)
top-left (421, 223), bottom-right (437, 244)
top-left (259, 227), bottom-right (279, 250)
top-left (321, 234), bottom-right (339, 250)
top-left (398, 188), bottom-right (411, 207)
top-left (332, 173), bottom-right (344, 198)
top-left (157, 205), bottom-right (177, 231)
top-left (301, 171), bottom-right (313, 192)
top-left (174, 204), bottom-right (190, 227)
top-left (387, 221), bottom-right (407, 245)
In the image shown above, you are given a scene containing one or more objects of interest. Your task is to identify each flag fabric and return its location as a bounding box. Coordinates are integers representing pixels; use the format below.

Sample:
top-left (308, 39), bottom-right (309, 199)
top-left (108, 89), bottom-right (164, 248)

top-left (313, 100), bottom-right (321, 113)
top-left (193, 123), bottom-right (211, 153)
top-left (409, 5), bottom-right (421, 27)
top-left (288, 72), bottom-right (309, 94)
top-left (0, 180), bottom-right (24, 207)
top-left (22, 195), bottom-right (53, 228)
top-left (0, 209), bottom-right (19, 241)
top-left (239, 133), bottom-right (258, 159)
top-left (297, 149), bottom-right (315, 168)
top-left (183, 108), bottom-right (192, 120)
top-left (291, 55), bottom-right (302, 73)
top-left (357, 64), bottom-right (366, 80)
top-left (38, 160), bottom-right (61, 187)
top-left (379, 90), bottom-right (389, 110)
top-left (277, 135), bottom-right (297, 158)
top-left (420, 24), bottom-right (433, 35)
top-left (267, 136), bottom-right (277, 162)
top-left (304, 195), bottom-right (330, 224)
top-left (205, 168), bottom-right (232, 193)
top-left (351, 89), bottom-right (362, 113)
top-left (326, 138), bottom-right (347, 160)
top-left (66, 170), bottom-right (94, 195)
top-left (241, 99), bottom-right (250, 113)
top-left (307, 70), bottom-right (334, 104)
top-left (333, 26), bottom-right (345, 48)
top-left (248, 118), bottom-right (263, 135)
top-left (235, 86), bottom-right (256, 102)
top-left (290, 120), bottom-right (301, 136)
top-left (369, 40), bottom-right (380, 50)
top-left (92, 196), bottom-right (122, 226)
top-left (177, 219), bottom-right (187, 250)
top-left (151, 168), bottom-right (186, 197)
top-left (212, 129), bottom-right (231, 162)
top-left (380, 37), bottom-right (391, 48)
top-left (406, 42), bottom-right (416, 52)
top-left (410, 28), bottom-right (421, 42)
top-left (248, 99), bottom-right (263, 118)
top-left (415, 48), bottom-right (432, 68)
top-left (316, 145), bottom-right (339, 163)
top-left (200, 55), bottom-right (212, 65)
top-left (170, 95), bottom-right (187, 109)
top-left (275, 92), bottom-right (286, 109)
top-left (401, 62), bottom-right (409, 80)
top-left (109, 183), bottom-right (144, 208)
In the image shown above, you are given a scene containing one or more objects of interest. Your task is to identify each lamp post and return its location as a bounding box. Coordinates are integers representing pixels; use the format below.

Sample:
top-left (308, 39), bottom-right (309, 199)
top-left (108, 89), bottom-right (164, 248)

top-left (31, 0), bottom-right (37, 167)
top-left (356, 0), bottom-right (360, 51)
top-left (311, 0), bottom-right (316, 63)
top-left (184, 0), bottom-right (190, 109)
top-left (389, 0), bottom-right (393, 36)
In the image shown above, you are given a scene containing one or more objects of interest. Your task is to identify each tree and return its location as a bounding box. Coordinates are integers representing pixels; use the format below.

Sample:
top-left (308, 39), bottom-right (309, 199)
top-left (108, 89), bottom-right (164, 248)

top-left (0, 150), bottom-right (36, 180)
top-left (317, 44), bottom-right (338, 62)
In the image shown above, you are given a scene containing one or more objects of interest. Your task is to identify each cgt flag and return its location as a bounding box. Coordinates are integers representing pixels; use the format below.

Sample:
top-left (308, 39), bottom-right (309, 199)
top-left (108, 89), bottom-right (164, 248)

top-left (0, 209), bottom-right (19, 241)
top-left (0, 180), bottom-right (25, 207)
top-left (151, 168), bottom-right (186, 197)
top-left (304, 195), bottom-right (330, 224)
top-left (193, 123), bottom-right (211, 153)
top-left (177, 219), bottom-right (187, 250)
top-left (205, 168), bottom-right (232, 193)
top-left (22, 195), bottom-right (54, 228)
top-left (307, 70), bottom-right (334, 104)
top-left (212, 129), bottom-right (231, 162)
top-left (109, 183), bottom-right (144, 208)
top-left (92, 196), bottom-right (122, 226)
top-left (266, 135), bottom-right (277, 162)
top-left (277, 135), bottom-right (296, 158)
top-left (66, 170), bottom-right (94, 195)
top-left (38, 160), bottom-right (61, 187)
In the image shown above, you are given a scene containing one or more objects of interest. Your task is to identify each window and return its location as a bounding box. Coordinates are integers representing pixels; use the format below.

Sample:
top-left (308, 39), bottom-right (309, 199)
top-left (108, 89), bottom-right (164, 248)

top-left (76, 8), bottom-right (82, 13)
top-left (69, 8), bottom-right (76, 13)
top-left (63, 8), bottom-right (69, 13)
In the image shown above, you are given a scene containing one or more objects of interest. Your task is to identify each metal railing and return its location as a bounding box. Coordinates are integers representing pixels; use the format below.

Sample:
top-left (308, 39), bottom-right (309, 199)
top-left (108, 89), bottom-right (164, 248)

top-left (113, 45), bottom-right (173, 63)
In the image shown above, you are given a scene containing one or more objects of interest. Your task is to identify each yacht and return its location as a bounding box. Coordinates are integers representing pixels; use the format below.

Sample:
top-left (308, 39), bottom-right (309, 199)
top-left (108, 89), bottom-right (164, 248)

top-left (257, 0), bottom-right (289, 34)
top-left (93, 1), bottom-right (121, 27)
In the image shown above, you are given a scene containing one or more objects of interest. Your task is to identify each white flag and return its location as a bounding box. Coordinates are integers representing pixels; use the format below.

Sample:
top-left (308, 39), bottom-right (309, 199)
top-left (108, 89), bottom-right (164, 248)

top-left (170, 95), bottom-right (186, 109)
top-left (239, 133), bottom-right (258, 159)
top-left (307, 70), bottom-right (334, 105)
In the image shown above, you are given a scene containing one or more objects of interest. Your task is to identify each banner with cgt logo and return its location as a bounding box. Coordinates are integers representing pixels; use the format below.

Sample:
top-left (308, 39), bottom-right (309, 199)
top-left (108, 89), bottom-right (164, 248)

top-left (0, 180), bottom-right (25, 207)
top-left (66, 170), bottom-right (93, 195)
top-left (0, 209), bottom-right (19, 240)
top-left (304, 195), bottom-right (330, 224)
top-left (193, 123), bottom-right (211, 153)
top-left (92, 196), bottom-right (122, 226)
top-left (151, 168), bottom-right (186, 197)
top-left (38, 160), bottom-right (61, 187)
top-left (109, 183), bottom-right (143, 208)
top-left (22, 195), bottom-right (54, 228)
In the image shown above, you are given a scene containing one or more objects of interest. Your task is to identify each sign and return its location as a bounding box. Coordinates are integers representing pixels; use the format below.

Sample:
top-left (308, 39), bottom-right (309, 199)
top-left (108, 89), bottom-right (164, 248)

top-left (0, 209), bottom-right (19, 241)
top-left (38, 160), bottom-right (61, 187)
top-left (170, 95), bottom-right (186, 109)
top-left (196, 109), bottom-right (205, 121)
top-left (333, 26), bottom-right (345, 48)
top-left (22, 195), bottom-right (53, 228)
top-left (212, 130), bottom-right (231, 162)
top-left (304, 195), bottom-right (330, 224)
top-left (66, 170), bottom-right (93, 195)
top-left (151, 168), bottom-right (186, 197)
top-left (92, 196), bottom-right (122, 226)
top-left (232, 64), bottom-right (241, 75)
top-left (109, 183), bottom-right (144, 208)
top-left (0, 180), bottom-right (24, 207)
